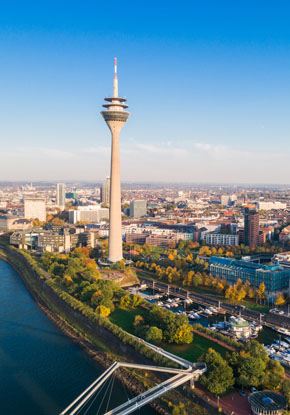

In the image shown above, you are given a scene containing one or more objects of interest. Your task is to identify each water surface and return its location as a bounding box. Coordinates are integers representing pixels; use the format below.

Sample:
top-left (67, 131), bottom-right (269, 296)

top-left (0, 259), bottom-right (155, 415)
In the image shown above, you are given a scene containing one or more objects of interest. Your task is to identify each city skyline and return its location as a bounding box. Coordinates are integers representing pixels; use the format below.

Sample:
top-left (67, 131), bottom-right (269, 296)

top-left (1, 1), bottom-right (290, 183)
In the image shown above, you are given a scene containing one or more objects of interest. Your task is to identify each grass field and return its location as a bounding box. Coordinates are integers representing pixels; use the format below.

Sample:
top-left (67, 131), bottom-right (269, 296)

top-left (163, 333), bottom-right (228, 362)
top-left (110, 306), bottom-right (229, 362)
top-left (109, 306), bottom-right (149, 334)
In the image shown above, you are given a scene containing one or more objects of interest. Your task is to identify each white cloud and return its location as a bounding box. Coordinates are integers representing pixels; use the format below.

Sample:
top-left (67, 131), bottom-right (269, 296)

top-left (15, 146), bottom-right (75, 160)
top-left (192, 142), bottom-right (286, 161)
top-left (135, 142), bottom-right (187, 156)
top-left (81, 146), bottom-right (110, 155)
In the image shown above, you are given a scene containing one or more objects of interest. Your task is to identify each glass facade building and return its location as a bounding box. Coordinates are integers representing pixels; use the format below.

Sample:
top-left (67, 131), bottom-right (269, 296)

top-left (209, 256), bottom-right (290, 299)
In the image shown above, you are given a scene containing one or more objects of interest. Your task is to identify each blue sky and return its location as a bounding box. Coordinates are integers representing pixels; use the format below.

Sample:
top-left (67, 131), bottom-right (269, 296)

top-left (1, 1), bottom-right (290, 183)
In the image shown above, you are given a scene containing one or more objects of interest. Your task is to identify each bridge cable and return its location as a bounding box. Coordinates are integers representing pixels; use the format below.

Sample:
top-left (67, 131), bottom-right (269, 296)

top-left (119, 368), bottom-right (131, 402)
top-left (96, 371), bottom-right (115, 415)
top-left (105, 373), bottom-right (115, 413)
top-left (77, 376), bottom-right (109, 415)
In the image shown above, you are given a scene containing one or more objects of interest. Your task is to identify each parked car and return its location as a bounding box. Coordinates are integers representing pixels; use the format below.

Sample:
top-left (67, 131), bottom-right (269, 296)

top-left (239, 390), bottom-right (247, 397)
top-left (251, 387), bottom-right (257, 393)
top-left (270, 308), bottom-right (279, 314)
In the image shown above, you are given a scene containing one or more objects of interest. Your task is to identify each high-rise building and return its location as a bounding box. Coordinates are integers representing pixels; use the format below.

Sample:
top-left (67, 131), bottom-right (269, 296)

top-left (56, 183), bottom-right (66, 210)
top-left (101, 58), bottom-right (129, 263)
top-left (24, 198), bottom-right (46, 222)
top-left (100, 177), bottom-right (110, 206)
top-left (130, 200), bottom-right (147, 218)
top-left (244, 206), bottom-right (259, 248)
top-left (221, 195), bottom-right (230, 206)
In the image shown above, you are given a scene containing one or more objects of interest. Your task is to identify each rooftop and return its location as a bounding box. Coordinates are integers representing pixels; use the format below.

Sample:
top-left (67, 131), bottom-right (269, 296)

top-left (209, 256), bottom-right (281, 272)
top-left (248, 391), bottom-right (286, 411)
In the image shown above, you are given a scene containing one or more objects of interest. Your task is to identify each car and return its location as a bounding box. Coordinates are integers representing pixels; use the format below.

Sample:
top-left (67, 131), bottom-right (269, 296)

top-left (251, 387), bottom-right (257, 393)
top-left (239, 390), bottom-right (247, 397)
top-left (279, 311), bottom-right (285, 315)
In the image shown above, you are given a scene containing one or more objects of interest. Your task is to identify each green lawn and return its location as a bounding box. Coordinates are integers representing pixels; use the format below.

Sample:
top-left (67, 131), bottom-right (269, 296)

top-left (163, 333), bottom-right (228, 362)
top-left (109, 306), bottom-right (149, 334)
top-left (110, 306), bottom-right (229, 362)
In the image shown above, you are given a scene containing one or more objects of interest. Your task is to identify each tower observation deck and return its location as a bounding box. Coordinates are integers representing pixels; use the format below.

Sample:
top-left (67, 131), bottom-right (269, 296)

top-left (101, 58), bottom-right (130, 263)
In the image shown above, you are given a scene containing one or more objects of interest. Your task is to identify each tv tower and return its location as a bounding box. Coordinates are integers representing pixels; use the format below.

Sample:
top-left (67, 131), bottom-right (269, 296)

top-left (101, 58), bottom-right (130, 263)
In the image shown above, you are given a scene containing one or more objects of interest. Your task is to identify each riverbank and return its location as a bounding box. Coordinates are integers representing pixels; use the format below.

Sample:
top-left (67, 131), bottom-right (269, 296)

top-left (0, 245), bottom-right (211, 415)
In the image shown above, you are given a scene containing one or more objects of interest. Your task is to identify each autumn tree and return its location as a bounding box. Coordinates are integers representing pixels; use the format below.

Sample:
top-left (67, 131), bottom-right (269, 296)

top-left (200, 349), bottom-right (234, 395)
top-left (96, 305), bottom-right (111, 317)
top-left (275, 292), bottom-right (286, 306)
top-left (133, 315), bottom-right (144, 327)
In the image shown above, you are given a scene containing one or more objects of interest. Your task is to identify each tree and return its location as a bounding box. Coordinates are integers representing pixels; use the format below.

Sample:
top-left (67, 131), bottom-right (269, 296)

top-left (200, 349), bottom-right (234, 395)
top-left (237, 341), bottom-right (269, 388)
top-left (257, 282), bottom-right (266, 303)
top-left (275, 292), bottom-right (286, 306)
top-left (282, 379), bottom-right (290, 406)
top-left (244, 340), bottom-right (269, 362)
top-left (133, 315), bottom-right (144, 327)
top-left (173, 323), bottom-right (193, 344)
top-left (96, 305), bottom-right (111, 317)
top-left (262, 359), bottom-right (284, 390)
top-left (145, 326), bottom-right (163, 343)
top-left (120, 294), bottom-right (131, 307)
top-left (238, 356), bottom-right (267, 388)
top-left (192, 272), bottom-right (202, 287)
top-left (131, 294), bottom-right (143, 307)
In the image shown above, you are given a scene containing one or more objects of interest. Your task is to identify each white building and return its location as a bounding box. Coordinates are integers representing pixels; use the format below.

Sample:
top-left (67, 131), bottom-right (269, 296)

top-left (228, 316), bottom-right (252, 339)
top-left (205, 232), bottom-right (239, 246)
top-left (257, 201), bottom-right (287, 211)
top-left (221, 195), bottom-right (230, 206)
top-left (56, 183), bottom-right (66, 210)
top-left (24, 198), bottom-right (46, 222)
top-left (69, 205), bottom-right (109, 224)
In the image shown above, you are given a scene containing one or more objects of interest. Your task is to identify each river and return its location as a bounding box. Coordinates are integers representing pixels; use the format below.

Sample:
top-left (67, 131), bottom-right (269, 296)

top-left (0, 259), bottom-right (155, 415)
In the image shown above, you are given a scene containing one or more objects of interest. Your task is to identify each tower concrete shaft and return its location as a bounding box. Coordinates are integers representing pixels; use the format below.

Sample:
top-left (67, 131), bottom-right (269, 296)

top-left (101, 59), bottom-right (129, 263)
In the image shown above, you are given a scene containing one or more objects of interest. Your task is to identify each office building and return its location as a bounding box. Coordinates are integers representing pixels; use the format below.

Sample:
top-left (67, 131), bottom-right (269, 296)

top-left (101, 58), bottom-right (129, 262)
top-left (244, 206), bottom-right (259, 248)
top-left (100, 177), bottom-right (110, 205)
top-left (257, 201), bottom-right (287, 211)
top-left (24, 198), bottom-right (46, 222)
top-left (209, 256), bottom-right (290, 300)
top-left (221, 195), bottom-right (230, 206)
top-left (0, 215), bottom-right (31, 231)
top-left (56, 183), bottom-right (66, 210)
top-left (145, 235), bottom-right (176, 248)
top-left (130, 200), bottom-right (147, 218)
top-left (205, 232), bottom-right (239, 246)
top-left (68, 206), bottom-right (109, 224)
top-left (10, 227), bottom-right (97, 253)
top-left (125, 233), bottom-right (149, 244)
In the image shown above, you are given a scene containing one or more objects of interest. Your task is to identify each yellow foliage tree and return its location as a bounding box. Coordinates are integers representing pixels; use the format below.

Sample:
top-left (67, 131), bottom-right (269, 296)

top-left (275, 293), bottom-right (286, 306)
top-left (96, 305), bottom-right (111, 317)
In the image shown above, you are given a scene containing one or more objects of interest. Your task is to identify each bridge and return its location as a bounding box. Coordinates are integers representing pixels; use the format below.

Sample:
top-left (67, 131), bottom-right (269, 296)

top-left (60, 339), bottom-right (206, 415)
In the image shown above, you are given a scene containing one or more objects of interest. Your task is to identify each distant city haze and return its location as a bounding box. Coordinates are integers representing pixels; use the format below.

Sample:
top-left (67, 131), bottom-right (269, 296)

top-left (1, 2), bottom-right (290, 183)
